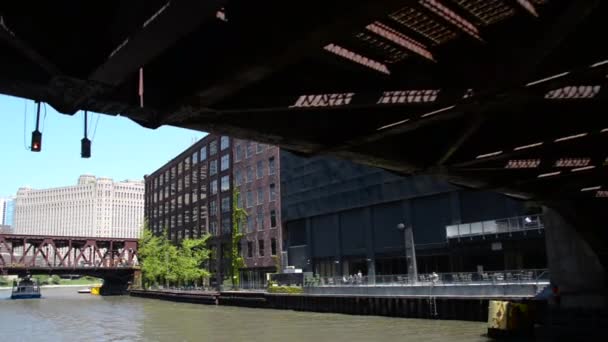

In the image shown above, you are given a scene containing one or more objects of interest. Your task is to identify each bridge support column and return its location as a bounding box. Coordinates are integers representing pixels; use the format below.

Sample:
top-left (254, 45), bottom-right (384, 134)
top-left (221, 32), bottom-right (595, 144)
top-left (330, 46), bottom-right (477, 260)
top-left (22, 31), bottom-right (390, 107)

top-left (538, 206), bottom-right (608, 339)
top-left (543, 207), bottom-right (606, 309)
top-left (99, 272), bottom-right (134, 296)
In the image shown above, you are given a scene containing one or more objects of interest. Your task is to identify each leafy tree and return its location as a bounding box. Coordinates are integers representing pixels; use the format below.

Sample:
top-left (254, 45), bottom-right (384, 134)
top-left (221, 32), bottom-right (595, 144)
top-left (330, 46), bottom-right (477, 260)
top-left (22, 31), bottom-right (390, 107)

top-left (138, 224), bottom-right (168, 288)
top-left (231, 188), bottom-right (247, 289)
top-left (138, 221), bottom-right (211, 289)
top-left (51, 275), bottom-right (61, 285)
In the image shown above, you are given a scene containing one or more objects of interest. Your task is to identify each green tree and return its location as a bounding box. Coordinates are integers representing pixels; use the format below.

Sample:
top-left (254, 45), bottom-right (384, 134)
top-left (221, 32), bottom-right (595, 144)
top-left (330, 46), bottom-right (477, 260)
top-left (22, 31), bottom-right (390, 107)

top-left (139, 222), bottom-right (211, 289)
top-left (138, 224), bottom-right (168, 288)
top-left (231, 188), bottom-right (247, 289)
top-left (178, 236), bottom-right (211, 286)
top-left (51, 275), bottom-right (61, 285)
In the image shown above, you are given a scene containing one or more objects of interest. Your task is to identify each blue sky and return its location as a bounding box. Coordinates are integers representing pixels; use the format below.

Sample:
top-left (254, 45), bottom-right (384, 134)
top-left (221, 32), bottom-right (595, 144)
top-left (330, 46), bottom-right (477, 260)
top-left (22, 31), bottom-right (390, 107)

top-left (0, 94), bottom-right (206, 197)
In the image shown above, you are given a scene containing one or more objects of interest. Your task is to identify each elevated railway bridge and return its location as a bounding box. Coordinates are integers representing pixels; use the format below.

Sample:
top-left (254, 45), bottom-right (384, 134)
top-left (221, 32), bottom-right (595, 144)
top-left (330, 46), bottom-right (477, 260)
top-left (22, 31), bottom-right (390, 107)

top-left (0, 233), bottom-right (138, 294)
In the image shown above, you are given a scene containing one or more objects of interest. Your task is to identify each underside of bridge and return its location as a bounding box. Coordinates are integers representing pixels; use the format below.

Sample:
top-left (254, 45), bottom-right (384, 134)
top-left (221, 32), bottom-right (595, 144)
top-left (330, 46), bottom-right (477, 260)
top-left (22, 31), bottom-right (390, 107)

top-left (1, 0), bottom-right (608, 330)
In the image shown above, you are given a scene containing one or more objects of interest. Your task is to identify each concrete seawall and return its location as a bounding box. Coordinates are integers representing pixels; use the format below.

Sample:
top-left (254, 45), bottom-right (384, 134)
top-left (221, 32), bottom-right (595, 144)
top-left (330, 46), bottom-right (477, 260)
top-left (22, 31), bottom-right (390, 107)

top-left (130, 289), bottom-right (546, 322)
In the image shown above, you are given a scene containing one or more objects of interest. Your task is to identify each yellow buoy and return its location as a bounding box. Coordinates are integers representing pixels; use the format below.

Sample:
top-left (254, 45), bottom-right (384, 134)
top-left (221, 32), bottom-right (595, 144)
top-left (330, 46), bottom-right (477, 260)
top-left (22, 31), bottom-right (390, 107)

top-left (90, 286), bottom-right (101, 295)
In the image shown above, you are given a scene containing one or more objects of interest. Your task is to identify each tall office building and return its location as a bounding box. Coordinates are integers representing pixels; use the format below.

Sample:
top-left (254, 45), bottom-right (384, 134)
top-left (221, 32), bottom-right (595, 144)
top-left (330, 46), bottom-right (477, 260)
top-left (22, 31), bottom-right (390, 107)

top-left (13, 175), bottom-right (144, 238)
top-left (0, 197), bottom-right (14, 226)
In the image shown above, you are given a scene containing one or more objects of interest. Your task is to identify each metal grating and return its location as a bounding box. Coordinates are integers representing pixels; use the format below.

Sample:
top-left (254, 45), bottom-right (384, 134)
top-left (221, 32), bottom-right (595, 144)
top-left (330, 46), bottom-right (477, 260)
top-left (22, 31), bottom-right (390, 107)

top-left (555, 158), bottom-right (591, 168)
top-left (355, 31), bottom-right (410, 64)
top-left (324, 44), bottom-right (391, 74)
top-left (366, 22), bottom-right (435, 61)
top-left (377, 89), bottom-right (440, 104)
top-left (290, 93), bottom-right (355, 108)
top-left (505, 159), bottom-right (541, 169)
top-left (420, 0), bottom-right (482, 41)
top-left (545, 85), bottom-right (601, 100)
top-left (450, 0), bottom-right (515, 26)
top-left (389, 6), bottom-right (457, 45)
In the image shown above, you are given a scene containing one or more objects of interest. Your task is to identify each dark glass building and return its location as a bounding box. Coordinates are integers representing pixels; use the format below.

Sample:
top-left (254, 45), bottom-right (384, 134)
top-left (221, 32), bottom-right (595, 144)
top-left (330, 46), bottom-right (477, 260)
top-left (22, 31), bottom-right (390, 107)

top-left (280, 151), bottom-right (546, 278)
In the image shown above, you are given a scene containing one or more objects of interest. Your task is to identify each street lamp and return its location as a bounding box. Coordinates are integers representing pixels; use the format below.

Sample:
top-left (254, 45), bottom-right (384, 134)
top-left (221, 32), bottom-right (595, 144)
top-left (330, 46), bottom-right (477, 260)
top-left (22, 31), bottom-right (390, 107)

top-left (397, 223), bottom-right (418, 283)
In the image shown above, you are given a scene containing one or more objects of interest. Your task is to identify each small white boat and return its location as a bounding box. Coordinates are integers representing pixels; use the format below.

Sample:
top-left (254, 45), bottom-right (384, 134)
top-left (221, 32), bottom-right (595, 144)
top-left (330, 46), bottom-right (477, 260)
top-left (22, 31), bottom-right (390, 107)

top-left (77, 288), bottom-right (91, 294)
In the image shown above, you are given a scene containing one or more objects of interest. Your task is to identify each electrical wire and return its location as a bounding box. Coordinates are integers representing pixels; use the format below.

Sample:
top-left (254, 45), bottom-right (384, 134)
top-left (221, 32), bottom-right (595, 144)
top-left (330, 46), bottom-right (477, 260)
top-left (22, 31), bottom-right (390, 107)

top-left (23, 100), bottom-right (29, 150)
top-left (91, 113), bottom-right (101, 142)
top-left (40, 102), bottom-right (48, 133)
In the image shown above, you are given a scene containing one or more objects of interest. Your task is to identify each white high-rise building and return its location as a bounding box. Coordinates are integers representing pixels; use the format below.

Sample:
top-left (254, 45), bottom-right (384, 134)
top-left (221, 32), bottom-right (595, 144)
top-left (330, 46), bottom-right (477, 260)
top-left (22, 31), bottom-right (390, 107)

top-left (13, 175), bottom-right (144, 238)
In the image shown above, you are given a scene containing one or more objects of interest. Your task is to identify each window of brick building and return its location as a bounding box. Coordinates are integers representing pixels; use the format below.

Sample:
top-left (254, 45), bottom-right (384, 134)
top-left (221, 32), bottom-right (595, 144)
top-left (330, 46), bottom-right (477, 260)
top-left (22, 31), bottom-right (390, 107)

top-left (209, 200), bottom-right (217, 216)
top-left (210, 159), bottom-right (217, 176)
top-left (269, 183), bottom-right (276, 201)
top-left (246, 166), bottom-right (253, 183)
top-left (221, 175), bottom-right (230, 192)
top-left (258, 240), bottom-right (265, 257)
top-left (220, 136), bottom-right (230, 150)
top-left (221, 196), bottom-right (230, 213)
top-left (210, 140), bottom-right (218, 156)
top-left (257, 187), bottom-right (264, 205)
top-left (257, 160), bottom-right (264, 179)
top-left (268, 157), bottom-right (276, 175)
top-left (235, 144), bottom-right (243, 161)
top-left (271, 238), bottom-right (277, 256)
top-left (247, 241), bottom-right (253, 258)
top-left (257, 143), bottom-right (265, 153)
top-left (270, 209), bottom-right (277, 228)
top-left (257, 210), bottom-right (264, 230)
top-left (246, 142), bottom-right (253, 158)
top-left (235, 169), bottom-right (243, 186)
top-left (246, 190), bottom-right (253, 208)
top-left (221, 154), bottom-right (230, 171)
top-left (247, 215), bottom-right (254, 232)
top-left (210, 179), bottom-right (218, 195)
top-left (200, 146), bottom-right (207, 161)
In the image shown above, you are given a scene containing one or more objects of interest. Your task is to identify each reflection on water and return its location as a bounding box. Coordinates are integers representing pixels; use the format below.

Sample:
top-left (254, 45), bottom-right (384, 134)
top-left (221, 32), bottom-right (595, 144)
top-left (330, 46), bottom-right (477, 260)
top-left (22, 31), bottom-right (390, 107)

top-left (0, 288), bottom-right (489, 342)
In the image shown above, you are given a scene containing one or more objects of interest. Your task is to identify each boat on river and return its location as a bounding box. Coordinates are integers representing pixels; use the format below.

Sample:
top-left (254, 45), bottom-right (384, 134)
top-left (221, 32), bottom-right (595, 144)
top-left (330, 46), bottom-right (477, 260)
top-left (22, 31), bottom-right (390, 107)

top-left (77, 288), bottom-right (91, 294)
top-left (11, 277), bottom-right (41, 299)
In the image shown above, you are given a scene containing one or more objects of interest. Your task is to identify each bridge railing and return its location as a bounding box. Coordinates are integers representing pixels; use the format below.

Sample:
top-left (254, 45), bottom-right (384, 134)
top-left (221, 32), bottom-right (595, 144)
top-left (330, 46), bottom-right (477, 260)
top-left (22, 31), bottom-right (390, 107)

top-left (304, 268), bottom-right (550, 287)
top-left (445, 214), bottom-right (544, 239)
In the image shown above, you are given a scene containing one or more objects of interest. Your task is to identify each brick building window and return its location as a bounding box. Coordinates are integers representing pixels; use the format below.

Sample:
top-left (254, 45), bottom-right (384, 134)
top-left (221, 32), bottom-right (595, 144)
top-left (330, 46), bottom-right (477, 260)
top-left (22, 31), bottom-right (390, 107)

top-left (246, 166), bottom-right (253, 183)
top-left (246, 190), bottom-right (253, 208)
top-left (268, 157), bottom-right (276, 175)
top-left (193, 151), bottom-right (199, 164)
top-left (210, 140), bottom-right (218, 156)
top-left (247, 215), bottom-right (254, 232)
top-left (235, 169), bottom-right (243, 186)
top-left (210, 159), bottom-right (217, 176)
top-left (221, 217), bottom-right (231, 234)
top-left (258, 240), bottom-right (265, 256)
top-left (256, 160), bottom-right (264, 179)
top-left (221, 154), bottom-right (230, 171)
top-left (257, 210), bottom-right (264, 230)
top-left (257, 187), bottom-right (264, 205)
top-left (220, 136), bottom-right (230, 150)
top-left (200, 146), bottom-right (207, 161)
top-left (221, 175), bottom-right (230, 192)
top-left (209, 200), bottom-right (217, 216)
top-left (269, 183), bottom-right (276, 201)
top-left (235, 145), bottom-right (243, 161)
top-left (270, 209), bottom-right (277, 228)
top-left (271, 238), bottom-right (277, 256)
top-left (221, 196), bottom-right (230, 213)
top-left (246, 142), bottom-right (253, 158)
top-left (210, 180), bottom-right (218, 195)
top-left (257, 143), bottom-right (265, 153)
top-left (247, 241), bottom-right (253, 258)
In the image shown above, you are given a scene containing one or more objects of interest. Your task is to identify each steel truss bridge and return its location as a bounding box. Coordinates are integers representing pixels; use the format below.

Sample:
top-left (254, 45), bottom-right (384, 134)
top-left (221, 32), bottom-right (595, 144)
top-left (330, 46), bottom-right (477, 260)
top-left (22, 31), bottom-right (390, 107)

top-left (0, 234), bottom-right (138, 292)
